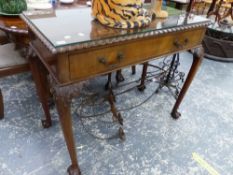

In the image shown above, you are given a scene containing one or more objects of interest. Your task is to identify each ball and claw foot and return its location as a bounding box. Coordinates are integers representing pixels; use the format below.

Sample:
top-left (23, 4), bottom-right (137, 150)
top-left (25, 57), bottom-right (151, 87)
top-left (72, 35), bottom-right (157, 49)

top-left (171, 110), bottom-right (181, 119)
top-left (155, 84), bottom-right (163, 94)
top-left (41, 119), bottom-right (52, 128)
top-left (116, 72), bottom-right (125, 83)
top-left (0, 116), bottom-right (3, 120)
top-left (67, 165), bottom-right (81, 175)
top-left (131, 66), bottom-right (136, 75)
top-left (155, 88), bottom-right (160, 94)
top-left (137, 84), bottom-right (146, 91)
top-left (119, 127), bottom-right (126, 141)
top-left (48, 99), bottom-right (55, 108)
top-left (104, 81), bottom-right (112, 90)
top-left (117, 113), bottom-right (123, 125)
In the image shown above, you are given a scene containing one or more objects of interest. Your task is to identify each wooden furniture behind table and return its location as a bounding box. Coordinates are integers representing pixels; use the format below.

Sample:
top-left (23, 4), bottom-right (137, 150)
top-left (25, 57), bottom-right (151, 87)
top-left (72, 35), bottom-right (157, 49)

top-left (0, 43), bottom-right (29, 119)
top-left (0, 0), bottom-right (89, 127)
top-left (0, 30), bottom-right (8, 44)
top-left (21, 7), bottom-right (210, 175)
top-left (206, 0), bottom-right (233, 21)
top-left (0, 14), bottom-right (29, 119)
top-left (0, 15), bottom-right (28, 47)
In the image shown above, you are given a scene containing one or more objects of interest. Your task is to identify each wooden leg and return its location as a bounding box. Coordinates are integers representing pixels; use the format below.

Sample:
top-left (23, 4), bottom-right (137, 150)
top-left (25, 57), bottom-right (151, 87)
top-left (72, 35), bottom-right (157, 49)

top-left (186, 0), bottom-right (194, 13)
top-left (28, 49), bottom-right (52, 128)
top-left (116, 69), bottom-right (125, 83)
top-left (0, 89), bottom-right (4, 119)
top-left (171, 47), bottom-right (204, 119)
top-left (105, 73), bottom-right (112, 90)
top-left (207, 0), bottom-right (223, 23)
top-left (55, 96), bottom-right (81, 175)
top-left (207, 0), bottom-right (217, 14)
top-left (231, 3), bottom-right (233, 20)
top-left (131, 65), bottom-right (136, 75)
top-left (137, 62), bottom-right (148, 91)
top-left (219, 3), bottom-right (233, 22)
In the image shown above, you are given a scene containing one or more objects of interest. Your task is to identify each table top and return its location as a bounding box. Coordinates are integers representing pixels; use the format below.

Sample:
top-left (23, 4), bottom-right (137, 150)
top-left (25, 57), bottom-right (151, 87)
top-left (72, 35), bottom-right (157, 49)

top-left (21, 7), bottom-right (210, 53)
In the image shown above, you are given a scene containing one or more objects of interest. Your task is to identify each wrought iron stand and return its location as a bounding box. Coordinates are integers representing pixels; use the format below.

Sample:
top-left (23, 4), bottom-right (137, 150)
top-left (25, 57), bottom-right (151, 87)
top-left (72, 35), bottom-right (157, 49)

top-left (77, 53), bottom-right (185, 140)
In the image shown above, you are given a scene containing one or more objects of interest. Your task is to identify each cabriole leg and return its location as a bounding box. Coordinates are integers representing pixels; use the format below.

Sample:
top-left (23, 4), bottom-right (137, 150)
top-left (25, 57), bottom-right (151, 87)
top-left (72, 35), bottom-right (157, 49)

top-left (171, 47), bottom-right (204, 119)
top-left (55, 94), bottom-right (81, 175)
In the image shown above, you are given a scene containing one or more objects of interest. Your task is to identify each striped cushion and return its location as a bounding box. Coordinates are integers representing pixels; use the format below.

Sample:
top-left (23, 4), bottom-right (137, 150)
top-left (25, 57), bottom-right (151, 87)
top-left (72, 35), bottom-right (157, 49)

top-left (0, 43), bottom-right (27, 69)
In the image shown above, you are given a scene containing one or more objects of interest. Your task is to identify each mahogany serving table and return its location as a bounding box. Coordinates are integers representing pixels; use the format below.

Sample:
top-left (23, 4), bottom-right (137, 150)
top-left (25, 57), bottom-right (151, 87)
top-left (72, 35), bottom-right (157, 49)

top-left (21, 8), bottom-right (210, 175)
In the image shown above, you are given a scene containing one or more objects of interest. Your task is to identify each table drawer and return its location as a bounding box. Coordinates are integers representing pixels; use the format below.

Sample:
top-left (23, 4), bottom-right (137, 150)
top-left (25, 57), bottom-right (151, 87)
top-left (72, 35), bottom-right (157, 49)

top-left (68, 28), bottom-right (205, 81)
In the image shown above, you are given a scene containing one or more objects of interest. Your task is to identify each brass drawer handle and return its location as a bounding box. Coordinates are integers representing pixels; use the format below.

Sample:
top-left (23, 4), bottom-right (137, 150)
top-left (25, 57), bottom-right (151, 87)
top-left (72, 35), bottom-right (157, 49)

top-left (117, 52), bottom-right (124, 61)
top-left (98, 52), bottom-right (125, 68)
top-left (173, 38), bottom-right (189, 49)
top-left (98, 57), bottom-right (107, 65)
top-left (184, 38), bottom-right (189, 45)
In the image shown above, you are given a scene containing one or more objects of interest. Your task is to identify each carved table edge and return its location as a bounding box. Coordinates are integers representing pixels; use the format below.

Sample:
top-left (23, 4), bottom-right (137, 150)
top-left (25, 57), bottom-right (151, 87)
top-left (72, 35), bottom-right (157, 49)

top-left (20, 13), bottom-right (211, 55)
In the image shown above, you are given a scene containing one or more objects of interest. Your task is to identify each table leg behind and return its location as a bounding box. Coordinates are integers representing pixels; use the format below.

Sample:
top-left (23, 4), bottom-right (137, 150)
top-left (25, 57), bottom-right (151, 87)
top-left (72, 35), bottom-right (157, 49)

top-left (137, 62), bottom-right (148, 91)
top-left (28, 49), bottom-right (52, 128)
top-left (171, 47), bottom-right (204, 119)
top-left (0, 89), bottom-right (3, 119)
top-left (55, 95), bottom-right (81, 175)
top-left (131, 65), bottom-right (136, 75)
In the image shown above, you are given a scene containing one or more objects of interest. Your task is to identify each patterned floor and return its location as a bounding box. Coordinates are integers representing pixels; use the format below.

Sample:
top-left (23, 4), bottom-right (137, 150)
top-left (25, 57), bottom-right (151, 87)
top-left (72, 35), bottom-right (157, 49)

top-left (0, 52), bottom-right (233, 175)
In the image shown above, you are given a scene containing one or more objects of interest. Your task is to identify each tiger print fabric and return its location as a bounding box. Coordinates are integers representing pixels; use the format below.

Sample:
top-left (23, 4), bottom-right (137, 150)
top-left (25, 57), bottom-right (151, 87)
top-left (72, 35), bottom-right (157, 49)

top-left (92, 0), bottom-right (153, 29)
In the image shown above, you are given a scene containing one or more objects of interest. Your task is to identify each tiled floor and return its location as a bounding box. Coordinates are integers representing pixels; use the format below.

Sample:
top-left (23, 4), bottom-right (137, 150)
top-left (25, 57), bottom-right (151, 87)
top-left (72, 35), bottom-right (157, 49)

top-left (0, 52), bottom-right (233, 175)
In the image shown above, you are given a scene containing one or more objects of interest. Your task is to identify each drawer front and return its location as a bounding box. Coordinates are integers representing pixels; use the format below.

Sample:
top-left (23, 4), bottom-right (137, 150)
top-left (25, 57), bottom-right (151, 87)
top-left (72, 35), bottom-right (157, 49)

top-left (69, 28), bottom-right (205, 81)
